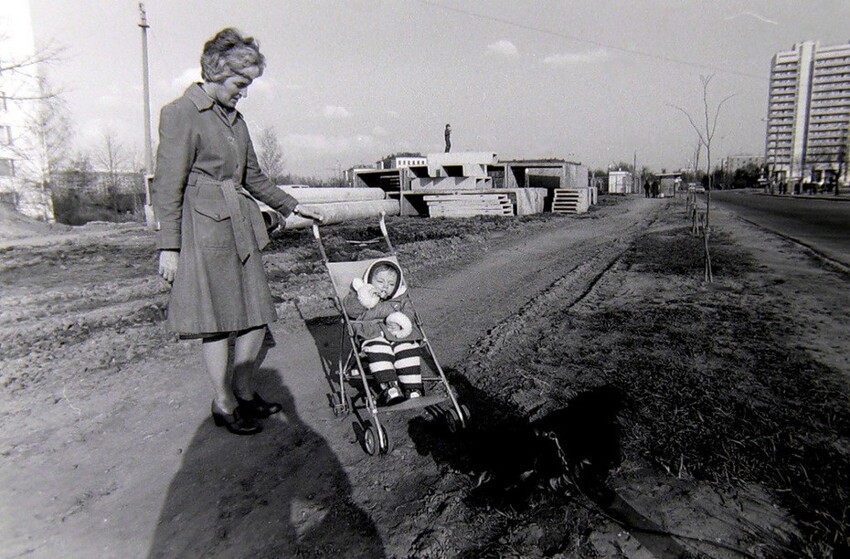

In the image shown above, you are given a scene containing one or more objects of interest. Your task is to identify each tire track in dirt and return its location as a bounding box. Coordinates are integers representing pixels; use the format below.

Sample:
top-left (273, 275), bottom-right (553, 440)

top-left (466, 213), bottom-right (660, 366)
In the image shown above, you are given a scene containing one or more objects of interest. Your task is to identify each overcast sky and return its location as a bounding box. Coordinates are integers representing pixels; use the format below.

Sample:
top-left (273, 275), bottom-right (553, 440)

top-left (28, 0), bottom-right (850, 178)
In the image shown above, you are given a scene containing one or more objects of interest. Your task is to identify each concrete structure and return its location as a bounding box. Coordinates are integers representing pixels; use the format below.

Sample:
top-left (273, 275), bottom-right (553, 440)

top-left (352, 153), bottom-right (591, 218)
top-left (766, 41), bottom-right (850, 184)
top-left (607, 171), bottom-right (633, 194)
top-left (255, 187), bottom-right (398, 230)
top-left (0, 0), bottom-right (54, 221)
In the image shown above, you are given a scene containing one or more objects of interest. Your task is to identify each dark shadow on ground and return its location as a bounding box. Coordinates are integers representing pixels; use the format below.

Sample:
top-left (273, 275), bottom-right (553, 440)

top-left (147, 364), bottom-right (385, 558)
top-left (409, 374), bottom-right (693, 556)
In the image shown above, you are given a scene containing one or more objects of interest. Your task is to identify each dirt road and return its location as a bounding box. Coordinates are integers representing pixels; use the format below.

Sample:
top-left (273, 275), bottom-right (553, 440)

top-left (1, 196), bottom-right (847, 558)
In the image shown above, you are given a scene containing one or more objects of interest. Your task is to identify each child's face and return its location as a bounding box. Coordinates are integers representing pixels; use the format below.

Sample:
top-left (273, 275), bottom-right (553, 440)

top-left (372, 269), bottom-right (398, 299)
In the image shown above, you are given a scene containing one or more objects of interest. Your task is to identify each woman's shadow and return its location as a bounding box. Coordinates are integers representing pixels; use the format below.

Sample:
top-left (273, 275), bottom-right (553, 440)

top-left (147, 365), bottom-right (385, 558)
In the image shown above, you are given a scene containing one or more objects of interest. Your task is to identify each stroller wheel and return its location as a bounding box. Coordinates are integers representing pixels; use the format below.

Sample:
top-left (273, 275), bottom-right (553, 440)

top-left (445, 408), bottom-right (460, 433)
top-left (460, 403), bottom-right (471, 423)
top-left (362, 421), bottom-right (392, 456)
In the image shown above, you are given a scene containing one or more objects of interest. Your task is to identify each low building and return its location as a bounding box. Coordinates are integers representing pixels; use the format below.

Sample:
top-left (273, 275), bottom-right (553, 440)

top-left (607, 171), bottom-right (633, 194)
top-left (377, 153), bottom-right (427, 170)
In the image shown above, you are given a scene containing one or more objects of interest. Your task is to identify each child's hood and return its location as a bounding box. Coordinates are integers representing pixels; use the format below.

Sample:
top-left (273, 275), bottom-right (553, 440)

top-left (362, 258), bottom-right (407, 298)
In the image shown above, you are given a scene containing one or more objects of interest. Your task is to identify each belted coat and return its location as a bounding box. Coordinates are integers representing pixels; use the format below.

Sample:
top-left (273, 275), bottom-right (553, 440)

top-left (151, 83), bottom-right (299, 336)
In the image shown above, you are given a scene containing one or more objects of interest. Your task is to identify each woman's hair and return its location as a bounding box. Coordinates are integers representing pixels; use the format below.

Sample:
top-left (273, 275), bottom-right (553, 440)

top-left (200, 28), bottom-right (266, 83)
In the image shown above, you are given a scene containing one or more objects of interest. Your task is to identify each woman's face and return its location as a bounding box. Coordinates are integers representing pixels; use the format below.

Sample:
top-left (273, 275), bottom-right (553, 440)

top-left (372, 269), bottom-right (398, 300)
top-left (210, 65), bottom-right (260, 109)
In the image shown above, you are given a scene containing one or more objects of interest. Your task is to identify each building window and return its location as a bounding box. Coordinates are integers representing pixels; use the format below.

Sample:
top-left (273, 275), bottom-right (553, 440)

top-left (0, 125), bottom-right (11, 145)
top-left (0, 92), bottom-right (6, 111)
top-left (0, 158), bottom-right (15, 177)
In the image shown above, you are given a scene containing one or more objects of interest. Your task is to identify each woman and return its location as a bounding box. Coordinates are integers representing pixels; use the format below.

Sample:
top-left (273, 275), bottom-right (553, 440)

top-left (152, 28), bottom-right (323, 435)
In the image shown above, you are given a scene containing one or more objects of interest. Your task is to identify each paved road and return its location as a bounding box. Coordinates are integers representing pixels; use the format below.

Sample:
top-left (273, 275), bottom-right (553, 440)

top-left (711, 190), bottom-right (850, 268)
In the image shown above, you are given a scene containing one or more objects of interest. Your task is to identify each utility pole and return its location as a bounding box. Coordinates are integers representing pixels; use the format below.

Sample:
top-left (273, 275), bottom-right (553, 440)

top-left (633, 151), bottom-right (638, 195)
top-left (139, 3), bottom-right (156, 227)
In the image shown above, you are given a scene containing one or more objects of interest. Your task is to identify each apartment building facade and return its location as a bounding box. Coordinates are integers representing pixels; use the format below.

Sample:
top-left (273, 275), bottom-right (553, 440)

top-left (766, 41), bottom-right (850, 185)
top-left (0, 0), bottom-right (54, 220)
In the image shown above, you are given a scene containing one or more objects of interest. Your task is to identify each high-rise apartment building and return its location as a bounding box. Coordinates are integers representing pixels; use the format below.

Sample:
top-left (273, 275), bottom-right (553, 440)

top-left (765, 41), bottom-right (850, 185)
top-left (0, 0), bottom-right (54, 220)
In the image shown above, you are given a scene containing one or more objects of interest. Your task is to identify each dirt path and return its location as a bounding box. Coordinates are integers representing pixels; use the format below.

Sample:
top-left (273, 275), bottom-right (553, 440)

top-left (1, 196), bottom-right (846, 558)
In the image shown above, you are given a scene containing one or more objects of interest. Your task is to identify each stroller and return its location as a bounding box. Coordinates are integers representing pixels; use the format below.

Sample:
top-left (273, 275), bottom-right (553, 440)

top-left (312, 214), bottom-right (469, 455)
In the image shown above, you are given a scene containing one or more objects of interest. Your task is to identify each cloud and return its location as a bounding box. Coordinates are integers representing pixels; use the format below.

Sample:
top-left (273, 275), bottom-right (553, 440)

top-left (543, 48), bottom-right (609, 67)
top-left (171, 67), bottom-right (201, 89)
top-left (724, 11), bottom-right (778, 25)
top-left (372, 125), bottom-right (388, 136)
top-left (487, 40), bottom-right (518, 57)
top-left (323, 105), bottom-right (351, 119)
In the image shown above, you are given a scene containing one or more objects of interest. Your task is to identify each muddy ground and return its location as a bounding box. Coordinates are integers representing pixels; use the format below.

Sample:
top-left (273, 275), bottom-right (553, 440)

top-left (0, 196), bottom-right (848, 558)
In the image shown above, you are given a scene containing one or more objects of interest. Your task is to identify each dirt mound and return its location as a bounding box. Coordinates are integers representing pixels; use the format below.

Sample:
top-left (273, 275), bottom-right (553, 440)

top-left (0, 205), bottom-right (71, 241)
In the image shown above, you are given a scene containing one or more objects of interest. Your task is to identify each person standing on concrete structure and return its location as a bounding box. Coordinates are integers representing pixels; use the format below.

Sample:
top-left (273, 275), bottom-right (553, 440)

top-left (444, 124), bottom-right (452, 153)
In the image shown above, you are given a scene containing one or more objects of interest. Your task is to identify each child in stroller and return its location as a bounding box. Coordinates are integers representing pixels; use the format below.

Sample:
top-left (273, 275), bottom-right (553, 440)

top-left (342, 259), bottom-right (424, 406)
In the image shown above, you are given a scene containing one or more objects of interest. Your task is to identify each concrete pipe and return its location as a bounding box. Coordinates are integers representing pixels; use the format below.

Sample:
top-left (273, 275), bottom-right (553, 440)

top-left (281, 199), bottom-right (400, 230)
top-left (279, 186), bottom-right (387, 204)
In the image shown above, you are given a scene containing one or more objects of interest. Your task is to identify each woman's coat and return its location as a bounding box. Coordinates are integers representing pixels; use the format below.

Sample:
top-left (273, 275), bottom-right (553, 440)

top-left (152, 83), bottom-right (299, 336)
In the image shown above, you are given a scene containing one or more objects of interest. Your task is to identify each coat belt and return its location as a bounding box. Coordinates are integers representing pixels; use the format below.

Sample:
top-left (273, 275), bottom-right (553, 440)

top-left (189, 173), bottom-right (270, 263)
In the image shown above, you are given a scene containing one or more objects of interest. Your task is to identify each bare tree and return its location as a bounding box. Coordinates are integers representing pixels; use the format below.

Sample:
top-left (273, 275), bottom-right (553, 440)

top-left (670, 75), bottom-right (735, 283)
top-left (256, 126), bottom-right (285, 183)
top-left (26, 78), bottom-right (72, 177)
top-left (94, 131), bottom-right (127, 212)
top-left (670, 75), bottom-right (735, 227)
top-left (0, 35), bottom-right (64, 102)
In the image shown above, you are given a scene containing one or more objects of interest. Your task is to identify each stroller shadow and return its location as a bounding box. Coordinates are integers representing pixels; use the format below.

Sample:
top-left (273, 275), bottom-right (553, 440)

top-left (408, 376), bottom-right (690, 556)
top-left (147, 368), bottom-right (386, 558)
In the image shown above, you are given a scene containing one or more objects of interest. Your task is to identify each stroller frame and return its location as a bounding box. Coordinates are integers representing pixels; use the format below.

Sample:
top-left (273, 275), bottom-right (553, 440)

top-left (312, 213), bottom-right (468, 455)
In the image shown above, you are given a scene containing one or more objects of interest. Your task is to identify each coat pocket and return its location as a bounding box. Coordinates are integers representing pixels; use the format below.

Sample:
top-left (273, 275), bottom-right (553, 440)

top-left (192, 196), bottom-right (233, 249)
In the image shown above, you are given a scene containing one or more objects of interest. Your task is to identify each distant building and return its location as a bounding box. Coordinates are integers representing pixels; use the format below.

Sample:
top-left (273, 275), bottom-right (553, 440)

top-left (722, 155), bottom-right (765, 175)
top-left (377, 153), bottom-right (427, 170)
top-left (765, 41), bottom-right (850, 184)
top-left (607, 170), bottom-right (633, 194)
top-left (0, 0), bottom-right (54, 221)
top-left (51, 170), bottom-right (145, 212)
top-left (657, 172), bottom-right (682, 197)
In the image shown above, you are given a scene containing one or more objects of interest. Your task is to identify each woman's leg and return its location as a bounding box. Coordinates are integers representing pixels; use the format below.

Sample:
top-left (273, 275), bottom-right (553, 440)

top-left (394, 341), bottom-right (423, 395)
top-left (201, 333), bottom-right (235, 412)
top-left (231, 326), bottom-right (267, 399)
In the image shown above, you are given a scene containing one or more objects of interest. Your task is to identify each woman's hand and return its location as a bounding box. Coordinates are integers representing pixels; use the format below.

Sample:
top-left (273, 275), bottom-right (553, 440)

top-left (159, 250), bottom-right (179, 284)
top-left (294, 205), bottom-right (324, 223)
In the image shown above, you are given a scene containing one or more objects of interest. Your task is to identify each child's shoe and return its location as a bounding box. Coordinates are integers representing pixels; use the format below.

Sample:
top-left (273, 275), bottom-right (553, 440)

top-left (378, 382), bottom-right (404, 406)
top-left (407, 389), bottom-right (422, 399)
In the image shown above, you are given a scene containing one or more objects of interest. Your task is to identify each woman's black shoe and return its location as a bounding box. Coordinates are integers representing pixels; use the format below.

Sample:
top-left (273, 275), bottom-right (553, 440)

top-left (211, 402), bottom-right (262, 435)
top-left (235, 392), bottom-right (283, 419)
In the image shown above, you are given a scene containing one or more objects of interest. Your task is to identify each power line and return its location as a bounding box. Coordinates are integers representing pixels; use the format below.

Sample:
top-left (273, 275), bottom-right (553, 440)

top-left (415, 0), bottom-right (768, 81)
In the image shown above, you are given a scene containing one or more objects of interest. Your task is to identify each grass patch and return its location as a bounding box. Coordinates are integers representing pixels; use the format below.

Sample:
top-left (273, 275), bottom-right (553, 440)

top-left (623, 227), bottom-right (757, 278)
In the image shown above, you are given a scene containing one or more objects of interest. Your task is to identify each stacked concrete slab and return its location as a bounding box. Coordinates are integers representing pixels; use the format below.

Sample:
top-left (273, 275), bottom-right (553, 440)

top-left (551, 189), bottom-right (590, 214)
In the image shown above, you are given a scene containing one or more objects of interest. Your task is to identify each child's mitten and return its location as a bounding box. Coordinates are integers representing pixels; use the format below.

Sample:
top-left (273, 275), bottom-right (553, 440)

top-left (386, 311), bottom-right (413, 339)
top-left (352, 278), bottom-right (380, 309)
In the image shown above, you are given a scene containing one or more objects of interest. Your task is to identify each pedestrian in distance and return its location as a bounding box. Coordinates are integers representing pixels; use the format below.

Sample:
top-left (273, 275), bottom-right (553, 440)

top-left (152, 27), bottom-right (324, 435)
top-left (643, 179), bottom-right (651, 198)
top-left (444, 123), bottom-right (452, 153)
